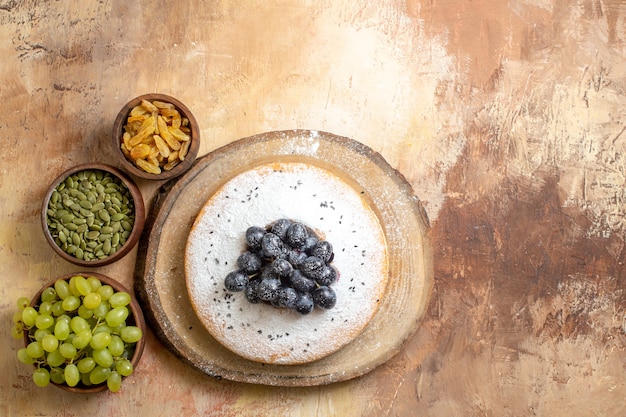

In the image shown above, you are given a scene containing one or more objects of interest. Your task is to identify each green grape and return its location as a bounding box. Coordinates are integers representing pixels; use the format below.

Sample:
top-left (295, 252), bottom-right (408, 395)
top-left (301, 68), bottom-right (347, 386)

top-left (56, 314), bottom-right (72, 325)
top-left (13, 310), bottom-right (24, 325)
top-left (81, 372), bottom-right (92, 386)
top-left (107, 371), bottom-right (122, 392)
top-left (32, 368), bottom-right (50, 387)
top-left (93, 324), bottom-right (113, 335)
top-left (93, 302), bottom-right (110, 319)
top-left (74, 275), bottom-right (92, 296)
top-left (46, 349), bottom-right (65, 367)
top-left (72, 329), bottom-right (92, 349)
top-left (54, 320), bottom-right (70, 341)
top-left (70, 316), bottom-right (89, 333)
top-left (109, 292), bottom-right (131, 308)
top-left (87, 276), bottom-right (102, 292)
top-left (112, 323), bottom-right (127, 335)
top-left (68, 276), bottom-right (81, 297)
top-left (26, 341), bottom-right (45, 359)
top-left (83, 292), bottom-right (102, 310)
top-left (51, 301), bottom-right (65, 316)
top-left (121, 346), bottom-right (134, 360)
top-left (21, 307), bottom-right (38, 327)
top-left (90, 332), bottom-right (112, 350)
top-left (50, 367), bottom-right (66, 384)
top-left (77, 356), bottom-right (96, 374)
top-left (17, 296), bottom-right (30, 310)
top-left (115, 358), bottom-right (133, 377)
top-left (93, 348), bottom-right (114, 368)
top-left (87, 317), bottom-right (98, 329)
top-left (38, 301), bottom-right (52, 315)
top-left (54, 279), bottom-right (71, 300)
top-left (35, 313), bottom-right (54, 330)
top-left (59, 342), bottom-right (77, 359)
top-left (33, 328), bottom-right (51, 342)
top-left (11, 325), bottom-right (24, 340)
top-left (89, 366), bottom-right (111, 385)
top-left (105, 306), bottom-right (129, 327)
top-left (97, 285), bottom-right (114, 301)
top-left (108, 335), bottom-right (125, 357)
top-left (17, 348), bottom-right (36, 365)
top-left (62, 295), bottom-right (80, 312)
top-left (41, 287), bottom-right (57, 303)
top-left (77, 305), bottom-right (93, 320)
top-left (64, 363), bottom-right (80, 387)
top-left (41, 334), bottom-right (59, 352)
top-left (120, 326), bottom-right (143, 344)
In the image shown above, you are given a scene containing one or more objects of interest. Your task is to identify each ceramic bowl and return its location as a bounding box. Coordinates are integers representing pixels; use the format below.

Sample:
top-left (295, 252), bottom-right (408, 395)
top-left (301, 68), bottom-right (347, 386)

top-left (24, 272), bottom-right (146, 393)
top-left (41, 163), bottom-right (145, 267)
top-left (112, 93), bottom-right (200, 180)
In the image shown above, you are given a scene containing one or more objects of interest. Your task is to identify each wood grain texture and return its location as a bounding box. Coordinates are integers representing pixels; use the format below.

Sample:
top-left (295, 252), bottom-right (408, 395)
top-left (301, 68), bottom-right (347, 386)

top-left (1, 0), bottom-right (626, 416)
top-left (133, 130), bottom-right (432, 385)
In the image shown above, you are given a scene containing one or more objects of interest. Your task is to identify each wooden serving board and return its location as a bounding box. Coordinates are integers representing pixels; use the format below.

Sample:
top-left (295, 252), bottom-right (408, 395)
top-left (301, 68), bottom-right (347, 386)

top-left (133, 130), bottom-right (433, 386)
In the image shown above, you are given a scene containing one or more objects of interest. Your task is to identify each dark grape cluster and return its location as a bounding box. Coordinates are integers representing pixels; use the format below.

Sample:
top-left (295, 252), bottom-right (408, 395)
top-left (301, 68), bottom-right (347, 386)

top-left (224, 219), bottom-right (338, 315)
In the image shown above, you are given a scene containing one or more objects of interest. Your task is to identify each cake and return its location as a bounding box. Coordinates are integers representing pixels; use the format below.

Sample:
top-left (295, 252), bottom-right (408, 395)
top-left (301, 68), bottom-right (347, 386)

top-left (184, 161), bottom-right (388, 365)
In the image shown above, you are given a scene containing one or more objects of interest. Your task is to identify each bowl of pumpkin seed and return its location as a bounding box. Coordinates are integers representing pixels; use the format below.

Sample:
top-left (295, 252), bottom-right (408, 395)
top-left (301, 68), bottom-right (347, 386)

top-left (41, 163), bottom-right (146, 267)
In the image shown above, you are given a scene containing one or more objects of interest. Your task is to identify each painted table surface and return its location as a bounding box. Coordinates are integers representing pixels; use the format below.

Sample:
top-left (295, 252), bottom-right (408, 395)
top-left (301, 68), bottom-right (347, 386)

top-left (1, 1), bottom-right (626, 416)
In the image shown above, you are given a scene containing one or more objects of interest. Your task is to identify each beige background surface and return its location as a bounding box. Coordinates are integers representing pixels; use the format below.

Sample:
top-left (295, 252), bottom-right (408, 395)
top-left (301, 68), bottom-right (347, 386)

top-left (2, 1), bottom-right (626, 416)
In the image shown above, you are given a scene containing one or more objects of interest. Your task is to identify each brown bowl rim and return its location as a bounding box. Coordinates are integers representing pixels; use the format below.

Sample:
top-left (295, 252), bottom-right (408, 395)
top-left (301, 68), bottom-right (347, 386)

top-left (24, 272), bottom-right (146, 393)
top-left (41, 163), bottom-right (146, 267)
top-left (112, 93), bottom-right (200, 180)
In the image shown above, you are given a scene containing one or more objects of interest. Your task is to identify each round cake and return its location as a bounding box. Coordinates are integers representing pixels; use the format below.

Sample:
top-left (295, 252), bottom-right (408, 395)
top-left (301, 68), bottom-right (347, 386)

top-left (185, 161), bottom-right (388, 365)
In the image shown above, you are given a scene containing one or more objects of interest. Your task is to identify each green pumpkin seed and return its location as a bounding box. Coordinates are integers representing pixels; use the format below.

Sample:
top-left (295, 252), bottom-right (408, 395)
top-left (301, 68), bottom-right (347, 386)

top-left (54, 209), bottom-right (69, 220)
top-left (98, 233), bottom-right (113, 242)
top-left (110, 213), bottom-right (125, 222)
top-left (51, 190), bottom-right (60, 204)
top-left (111, 233), bottom-right (120, 247)
top-left (87, 230), bottom-right (100, 240)
top-left (98, 210), bottom-right (110, 222)
top-left (102, 239), bottom-right (112, 254)
top-left (91, 202), bottom-right (105, 213)
top-left (111, 221), bottom-right (121, 233)
top-left (61, 214), bottom-right (75, 224)
top-left (100, 226), bottom-right (114, 234)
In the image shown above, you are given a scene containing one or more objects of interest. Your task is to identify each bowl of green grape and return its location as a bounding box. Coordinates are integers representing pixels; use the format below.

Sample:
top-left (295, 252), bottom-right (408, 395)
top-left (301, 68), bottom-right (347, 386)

top-left (13, 272), bottom-right (146, 393)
